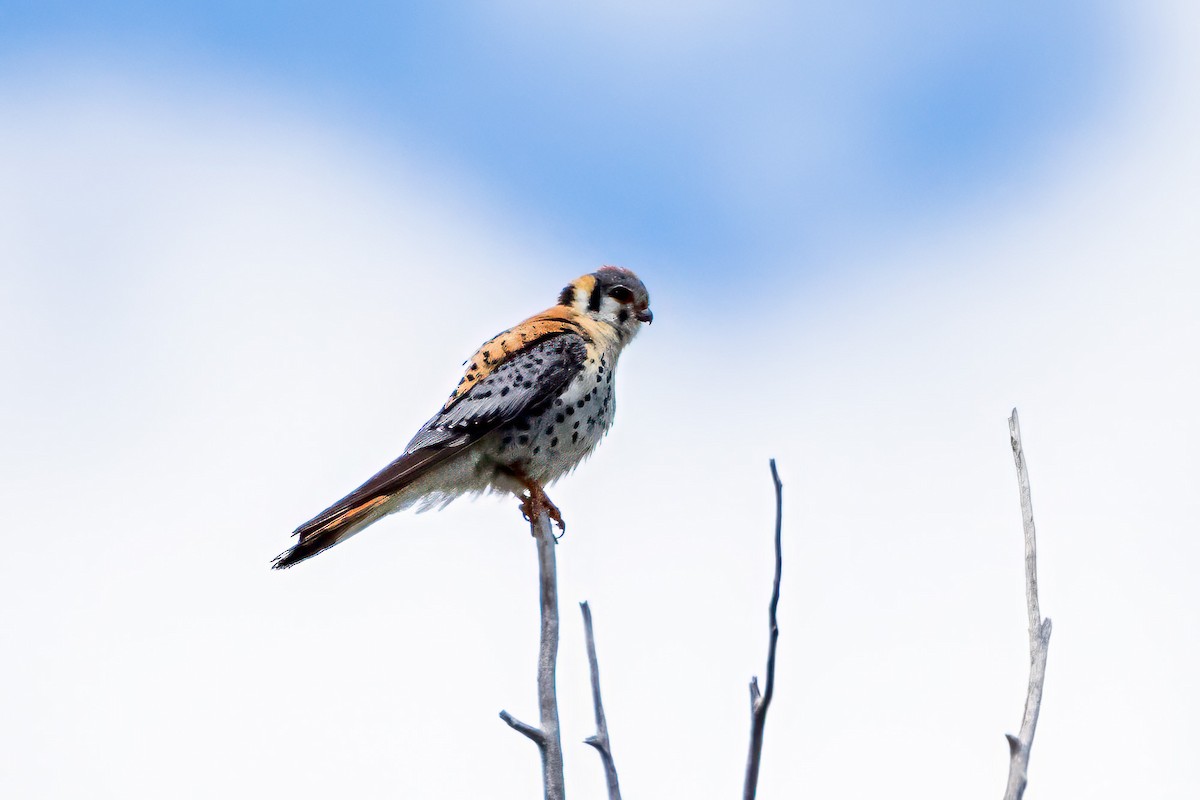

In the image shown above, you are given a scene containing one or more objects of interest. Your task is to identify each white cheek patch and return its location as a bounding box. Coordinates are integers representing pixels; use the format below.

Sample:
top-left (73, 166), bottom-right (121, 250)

top-left (599, 296), bottom-right (626, 320)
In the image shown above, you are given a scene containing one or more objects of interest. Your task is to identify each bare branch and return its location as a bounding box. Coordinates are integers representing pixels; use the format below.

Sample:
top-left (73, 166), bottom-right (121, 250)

top-left (499, 510), bottom-right (565, 800)
top-left (743, 458), bottom-right (784, 800)
top-left (1003, 409), bottom-right (1053, 800)
top-left (580, 601), bottom-right (622, 800)
top-left (499, 710), bottom-right (545, 745)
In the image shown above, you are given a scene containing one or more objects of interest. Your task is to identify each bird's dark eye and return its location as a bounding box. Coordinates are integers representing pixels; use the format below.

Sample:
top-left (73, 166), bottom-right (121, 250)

top-left (607, 285), bottom-right (634, 303)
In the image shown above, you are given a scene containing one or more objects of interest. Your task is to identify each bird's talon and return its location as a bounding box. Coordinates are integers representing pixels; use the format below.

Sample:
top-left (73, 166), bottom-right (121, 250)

top-left (517, 493), bottom-right (536, 525)
top-left (512, 477), bottom-right (568, 537)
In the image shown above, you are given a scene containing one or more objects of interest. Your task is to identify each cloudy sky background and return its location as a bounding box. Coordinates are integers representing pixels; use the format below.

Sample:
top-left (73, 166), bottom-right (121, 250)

top-left (2, 1), bottom-right (1197, 797)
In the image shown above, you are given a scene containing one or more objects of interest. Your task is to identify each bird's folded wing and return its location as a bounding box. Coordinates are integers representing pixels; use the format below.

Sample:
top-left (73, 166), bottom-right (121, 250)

top-left (294, 333), bottom-right (589, 533)
top-left (406, 334), bottom-right (588, 450)
top-left (439, 311), bottom-right (592, 410)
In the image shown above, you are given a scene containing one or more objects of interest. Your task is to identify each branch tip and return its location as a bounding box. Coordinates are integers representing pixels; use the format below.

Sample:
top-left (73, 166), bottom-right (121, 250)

top-left (499, 710), bottom-right (545, 745)
top-left (1002, 408), bottom-right (1052, 800)
top-left (743, 458), bottom-right (785, 800)
top-left (581, 599), bottom-right (623, 799)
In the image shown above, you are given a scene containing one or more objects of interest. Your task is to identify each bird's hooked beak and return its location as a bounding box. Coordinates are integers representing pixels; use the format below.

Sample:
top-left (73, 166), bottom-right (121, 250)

top-left (636, 307), bottom-right (653, 324)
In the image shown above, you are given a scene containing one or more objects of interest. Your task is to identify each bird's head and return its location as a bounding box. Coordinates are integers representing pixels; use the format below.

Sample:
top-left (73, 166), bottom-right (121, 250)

top-left (558, 266), bottom-right (652, 339)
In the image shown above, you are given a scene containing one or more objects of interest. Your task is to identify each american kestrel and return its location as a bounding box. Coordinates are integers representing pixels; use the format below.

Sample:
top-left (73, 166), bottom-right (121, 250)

top-left (272, 266), bottom-right (652, 569)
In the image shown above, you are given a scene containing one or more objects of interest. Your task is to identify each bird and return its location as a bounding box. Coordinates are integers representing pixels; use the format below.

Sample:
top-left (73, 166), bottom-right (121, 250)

top-left (272, 266), bottom-right (652, 569)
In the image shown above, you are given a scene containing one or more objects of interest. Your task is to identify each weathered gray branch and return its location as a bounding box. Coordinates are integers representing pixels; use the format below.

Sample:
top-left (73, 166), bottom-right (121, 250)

top-left (1003, 409), bottom-right (1053, 800)
top-left (580, 601), bottom-right (622, 800)
top-left (499, 510), bottom-right (565, 800)
top-left (743, 458), bottom-right (783, 800)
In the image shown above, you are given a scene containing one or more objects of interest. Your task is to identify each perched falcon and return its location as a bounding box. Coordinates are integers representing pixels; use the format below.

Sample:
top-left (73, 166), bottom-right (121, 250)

top-left (272, 266), bottom-right (652, 569)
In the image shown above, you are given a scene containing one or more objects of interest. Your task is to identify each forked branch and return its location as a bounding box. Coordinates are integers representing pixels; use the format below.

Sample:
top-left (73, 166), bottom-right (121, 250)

top-left (743, 459), bottom-right (784, 800)
top-left (499, 510), bottom-right (565, 800)
top-left (581, 601), bottom-right (622, 800)
top-left (1003, 409), bottom-right (1053, 800)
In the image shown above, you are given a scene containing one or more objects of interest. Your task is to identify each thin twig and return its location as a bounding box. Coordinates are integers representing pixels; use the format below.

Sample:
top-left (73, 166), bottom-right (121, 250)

top-left (743, 459), bottom-right (784, 800)
top-left (581, 601), bottom-right (622, 800)
top-left (499, 510), bottom-right (565, 800)
top-left (1003, 409), bottom-right (1053, 800)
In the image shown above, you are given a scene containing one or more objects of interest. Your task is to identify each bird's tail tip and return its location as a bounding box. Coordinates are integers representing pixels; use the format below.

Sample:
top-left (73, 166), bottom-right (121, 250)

top-left (271, 495), bottom-right (392, 570)
top-left (270, 524), bottom-right (353, 570)
top-left (270, 547), bottom-right (306, 570)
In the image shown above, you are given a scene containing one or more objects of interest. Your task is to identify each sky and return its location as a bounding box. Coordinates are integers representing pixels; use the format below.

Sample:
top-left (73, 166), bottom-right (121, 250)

top-left (1, 0), bottom-right (1114, 285)
top-left (1, 1), bottom-right (1197, 798)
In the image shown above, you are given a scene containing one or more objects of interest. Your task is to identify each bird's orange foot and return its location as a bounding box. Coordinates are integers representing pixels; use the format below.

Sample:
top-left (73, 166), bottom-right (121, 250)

top-left (518, 481), bottom-right (566, 539)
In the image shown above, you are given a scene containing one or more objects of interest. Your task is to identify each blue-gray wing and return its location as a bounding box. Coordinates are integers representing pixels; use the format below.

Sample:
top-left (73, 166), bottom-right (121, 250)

top-left (404, 334), bottom-right (588, 452)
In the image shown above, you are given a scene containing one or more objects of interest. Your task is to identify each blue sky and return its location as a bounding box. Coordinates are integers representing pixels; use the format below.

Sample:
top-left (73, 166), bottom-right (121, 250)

top-left (1, 1), bottom-right (1114, 287)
